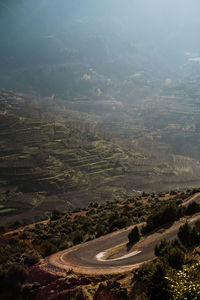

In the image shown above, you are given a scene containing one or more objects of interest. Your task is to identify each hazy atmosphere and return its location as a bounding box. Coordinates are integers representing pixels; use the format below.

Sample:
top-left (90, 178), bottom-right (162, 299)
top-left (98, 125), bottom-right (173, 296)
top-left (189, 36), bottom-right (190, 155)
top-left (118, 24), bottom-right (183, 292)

top-left (0, 2), bottom-right (200, 299)
top-left (1, 0), bottom-right (200, 214)
top-left (1, 0), bottom-right (200, 84)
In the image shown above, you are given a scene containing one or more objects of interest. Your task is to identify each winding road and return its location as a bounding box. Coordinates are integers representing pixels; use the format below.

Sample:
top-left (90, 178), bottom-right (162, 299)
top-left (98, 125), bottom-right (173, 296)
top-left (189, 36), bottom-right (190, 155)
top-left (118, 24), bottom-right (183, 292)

top-left (45, 193), bottom-right (200, 275)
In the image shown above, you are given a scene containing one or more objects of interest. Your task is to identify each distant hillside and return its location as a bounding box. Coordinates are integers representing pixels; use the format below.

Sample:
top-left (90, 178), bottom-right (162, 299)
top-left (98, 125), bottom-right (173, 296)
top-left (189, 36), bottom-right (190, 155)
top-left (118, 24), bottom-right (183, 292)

top-left (0, 89), bottom-right (141, 225)
top-left (1, 89), bottom-right (200, 226)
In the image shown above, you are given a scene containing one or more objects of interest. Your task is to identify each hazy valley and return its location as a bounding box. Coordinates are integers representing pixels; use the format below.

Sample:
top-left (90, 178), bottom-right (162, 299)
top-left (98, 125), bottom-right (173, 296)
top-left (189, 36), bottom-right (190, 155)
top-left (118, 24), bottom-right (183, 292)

top-left (1, 1), bottom-right (200, 299)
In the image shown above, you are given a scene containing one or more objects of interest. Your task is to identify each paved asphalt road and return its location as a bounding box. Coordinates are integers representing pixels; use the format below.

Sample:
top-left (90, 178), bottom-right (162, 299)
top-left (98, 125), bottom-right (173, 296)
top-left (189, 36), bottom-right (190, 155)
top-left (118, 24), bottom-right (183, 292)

top-left (46, 193), bottom-right (200, 274)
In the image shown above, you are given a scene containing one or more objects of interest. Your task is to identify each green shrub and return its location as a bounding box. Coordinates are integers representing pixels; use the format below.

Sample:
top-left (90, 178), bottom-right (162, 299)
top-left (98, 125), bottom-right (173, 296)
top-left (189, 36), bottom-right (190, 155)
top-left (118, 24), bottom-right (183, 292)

top-left (107, 281), bottom-right (128, 299)
top-left (167, 247), bottom-right (185, 269)
top-left (143, 203), bottom-right (182, 234)
top-left (154, 239), bottom-right (185, 269)
top-left (186, 201), bottom-right (200, 215)
top-left (128, 226), bottom-right (140, 245)
top-left (137, 261), bottom-right (170, 300)
top-left (178, 222), bottom-right (191, 247)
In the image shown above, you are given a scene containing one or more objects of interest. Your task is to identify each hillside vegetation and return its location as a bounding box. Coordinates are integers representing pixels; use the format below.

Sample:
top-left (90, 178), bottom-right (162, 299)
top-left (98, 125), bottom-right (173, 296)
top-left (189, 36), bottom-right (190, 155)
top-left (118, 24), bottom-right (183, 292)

top-left (0, 189), bottom-right (200, 299)
top-left (2, 89), bottom-right (200, 226)
top-left (0, 89), bottom-right (141, 225)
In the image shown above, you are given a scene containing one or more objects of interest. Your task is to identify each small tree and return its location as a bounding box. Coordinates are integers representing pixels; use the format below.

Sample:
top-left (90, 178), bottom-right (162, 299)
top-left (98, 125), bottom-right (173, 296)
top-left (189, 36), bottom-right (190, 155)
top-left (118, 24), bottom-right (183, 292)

top-left (149, 261), bottom-right (170, 299)
top-left (178, 222), bottom-right (191, 248)
top-left (154, 239), bottom-right (169, 257)
top-left (128, 226), bottom-right (140, 245)
top-left (167, 247), bottom-right (185, 269)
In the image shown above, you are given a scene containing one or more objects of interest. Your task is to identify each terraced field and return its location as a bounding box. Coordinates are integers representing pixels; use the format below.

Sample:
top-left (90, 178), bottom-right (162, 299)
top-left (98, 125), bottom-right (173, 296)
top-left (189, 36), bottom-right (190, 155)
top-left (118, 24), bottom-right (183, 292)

top-left (0, 89), bottom-right (141, 224)
top-left (1, 88), bottom-right (200, 225)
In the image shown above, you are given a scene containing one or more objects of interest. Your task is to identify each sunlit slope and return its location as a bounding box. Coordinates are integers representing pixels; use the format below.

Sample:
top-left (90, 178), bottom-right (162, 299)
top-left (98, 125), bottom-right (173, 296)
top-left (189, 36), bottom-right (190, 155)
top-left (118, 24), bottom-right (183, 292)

top-left (1, 89), bottom-right (200, 225)
top-left (0, 89), bottom-right (140, 223)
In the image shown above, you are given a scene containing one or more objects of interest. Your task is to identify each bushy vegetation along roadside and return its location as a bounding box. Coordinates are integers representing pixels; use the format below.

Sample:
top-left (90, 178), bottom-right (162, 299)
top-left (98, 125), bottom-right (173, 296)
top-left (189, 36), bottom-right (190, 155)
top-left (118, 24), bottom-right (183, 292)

top-left (142, 197), bottom-right (200, 234)
top-left (134, 221), bottom-right (200, 299)
top-left (0, 188), bottom-right (199, 299)
top-left (0, 238), bottom-right (41, 299)
top-left (22, 189), bottom-right (197, 257)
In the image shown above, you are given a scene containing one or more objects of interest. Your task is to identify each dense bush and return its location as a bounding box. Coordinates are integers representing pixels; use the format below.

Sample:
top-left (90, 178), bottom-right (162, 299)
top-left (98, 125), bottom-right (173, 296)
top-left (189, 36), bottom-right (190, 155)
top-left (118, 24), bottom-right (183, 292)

top-left (137, 229), bottom-right (200, 299)
top-left (178, 221), bottom-right (200, 248)
top-left (0, 239), bottom-right (39, 298)
top-left (137, 261), bottom-right (171, 300)
top-left (186, 201), bottom-right (200, 215)
top-left (154, 239), bottom-right (185, 269)
top-left (142, 203), bottom-right (183, 234)
top-left (128, 226), bottom-right (140, 245)
top-left (106, 281), bottom-right (128, 299)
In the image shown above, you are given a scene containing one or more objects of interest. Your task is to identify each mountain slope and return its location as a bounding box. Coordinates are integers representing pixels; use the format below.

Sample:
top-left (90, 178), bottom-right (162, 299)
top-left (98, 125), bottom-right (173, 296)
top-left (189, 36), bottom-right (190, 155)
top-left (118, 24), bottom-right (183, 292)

top-left (0, 89), bottom-right (139, 225)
